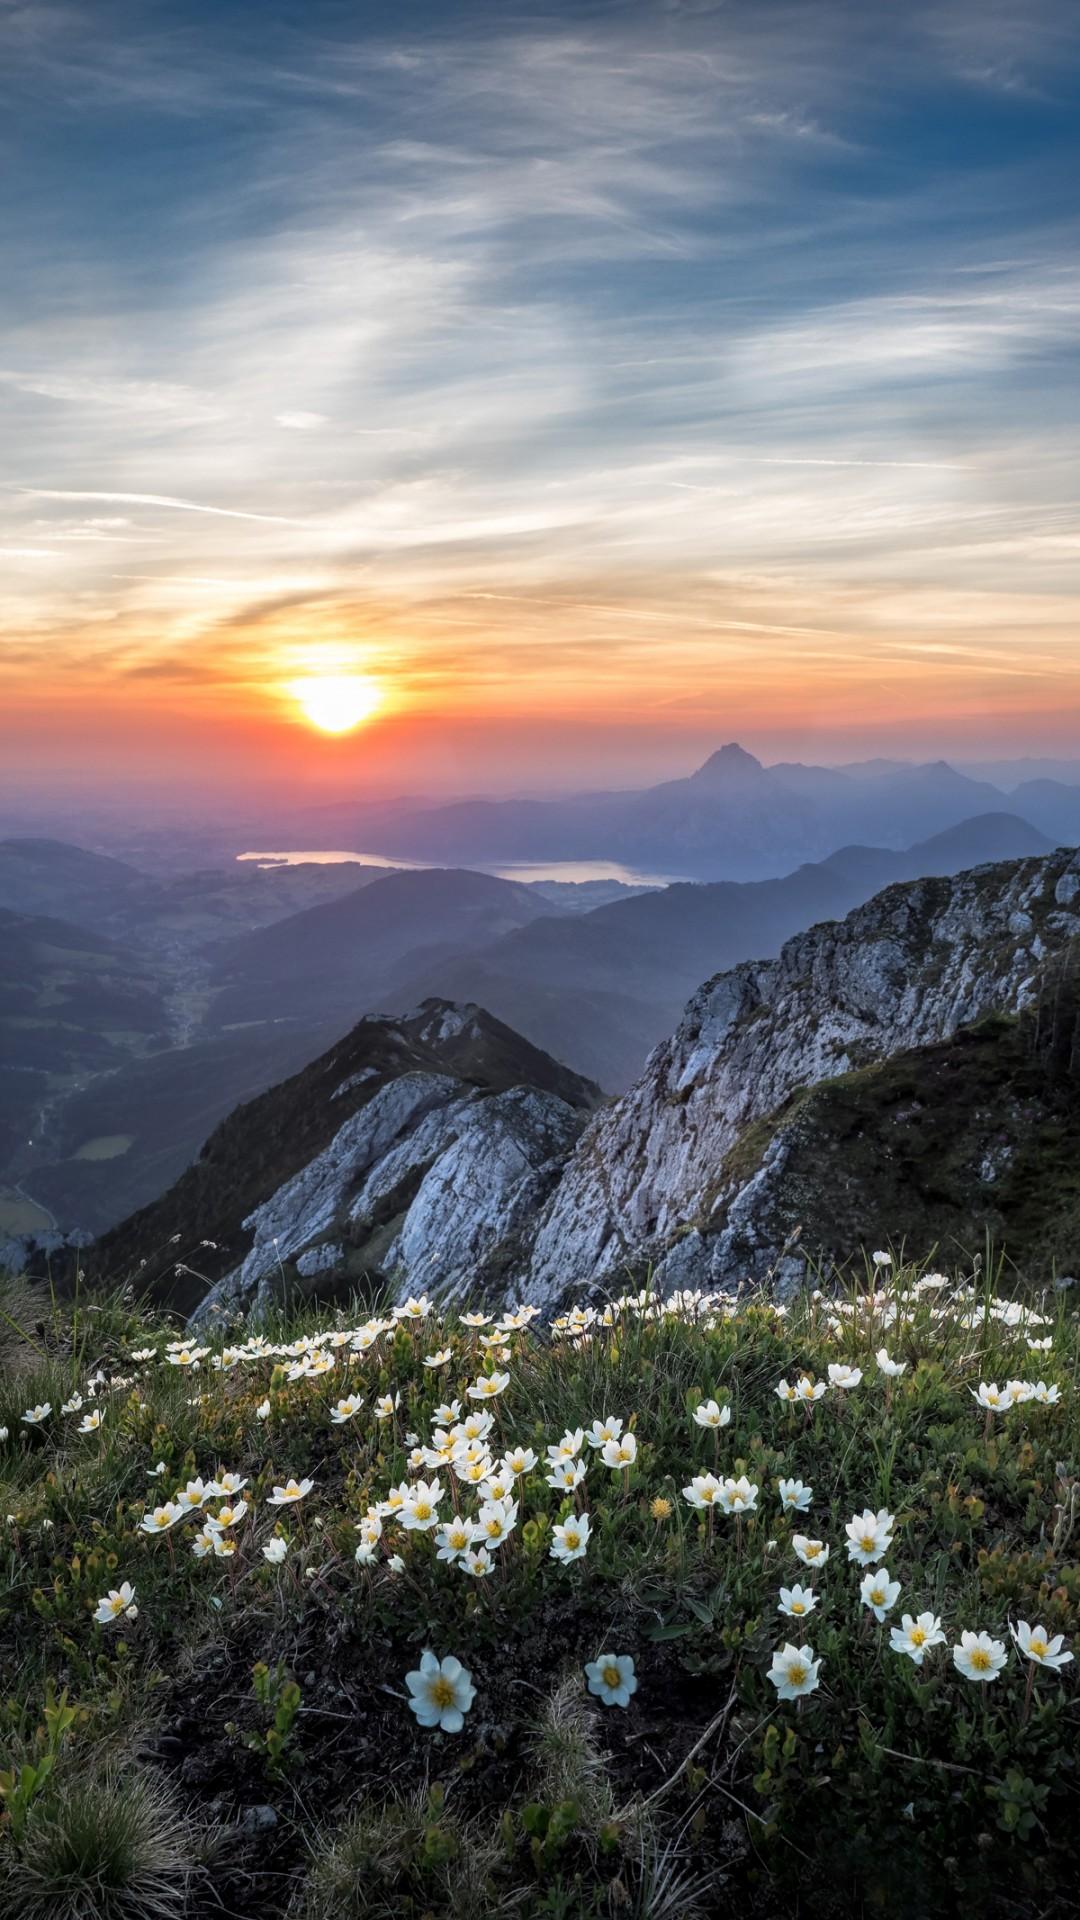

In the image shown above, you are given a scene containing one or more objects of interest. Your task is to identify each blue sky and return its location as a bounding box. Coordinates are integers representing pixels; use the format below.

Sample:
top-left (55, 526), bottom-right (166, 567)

top-left (2, 0), bottom-right (1080, 794)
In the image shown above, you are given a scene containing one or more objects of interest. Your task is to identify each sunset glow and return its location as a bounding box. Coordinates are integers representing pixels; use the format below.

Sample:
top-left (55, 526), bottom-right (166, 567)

top-left (2, 2), bottom-right (1080, 801)
top-left (289, 675), bottom-right (384, 736)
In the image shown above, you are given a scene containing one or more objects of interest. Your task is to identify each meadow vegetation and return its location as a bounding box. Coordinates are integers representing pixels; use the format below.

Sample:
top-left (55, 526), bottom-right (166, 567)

top-left (0, 1254), bottom-right (1076, 1918)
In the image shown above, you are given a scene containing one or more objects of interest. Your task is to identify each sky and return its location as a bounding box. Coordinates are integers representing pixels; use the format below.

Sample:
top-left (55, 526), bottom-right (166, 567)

top-left (2, 0), bottom-right (1080, 802)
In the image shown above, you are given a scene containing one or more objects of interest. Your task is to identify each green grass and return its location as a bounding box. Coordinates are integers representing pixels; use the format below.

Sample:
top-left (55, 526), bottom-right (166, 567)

top-left (0, 1257), bottom-right (1077, 1918)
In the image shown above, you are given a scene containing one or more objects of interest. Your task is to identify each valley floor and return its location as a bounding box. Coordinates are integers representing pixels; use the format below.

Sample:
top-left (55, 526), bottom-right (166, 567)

top-left (0, 1261), bottom-right (1076, 1918)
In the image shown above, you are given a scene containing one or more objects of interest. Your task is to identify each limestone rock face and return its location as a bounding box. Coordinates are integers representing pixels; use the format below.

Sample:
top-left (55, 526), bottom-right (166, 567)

top-left (192, 1071), bottom-right (583, 1321)
top-left (523, 848), bottom-right (1080, 1302)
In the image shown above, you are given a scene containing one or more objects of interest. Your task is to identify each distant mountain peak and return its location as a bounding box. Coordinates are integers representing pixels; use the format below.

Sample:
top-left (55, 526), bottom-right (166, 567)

top-left (690, 742), bottom-right (765, 785)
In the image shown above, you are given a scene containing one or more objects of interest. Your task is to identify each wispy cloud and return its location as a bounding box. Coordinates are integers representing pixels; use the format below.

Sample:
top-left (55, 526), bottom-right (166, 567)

top-left (1, 0), bottom-right (1080, 775)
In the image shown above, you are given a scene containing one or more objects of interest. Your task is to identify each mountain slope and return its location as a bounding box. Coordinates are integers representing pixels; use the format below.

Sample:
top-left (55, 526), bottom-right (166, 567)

top-left (0, 909), bottom-right (169, 1227)
top-left (684, 998), bottom-right (1080, 1291)
top-left (0, 839), bottom-right (156, 931)
top-left (94, 1000), bottom-right (601, 1316)
top-left (524, 846), bottom-right (1080, 1299)
top-left (208, 868), bottom-right (564, 1031)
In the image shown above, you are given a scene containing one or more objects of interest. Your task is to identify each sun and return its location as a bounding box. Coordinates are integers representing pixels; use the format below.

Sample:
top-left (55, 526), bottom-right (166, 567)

top-left (289, 674), bottom-right (383, 734)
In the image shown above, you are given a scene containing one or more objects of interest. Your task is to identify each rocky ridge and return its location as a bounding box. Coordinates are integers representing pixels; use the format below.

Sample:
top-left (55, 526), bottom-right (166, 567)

top-left (523, 847), bottom-right (1080, 1298)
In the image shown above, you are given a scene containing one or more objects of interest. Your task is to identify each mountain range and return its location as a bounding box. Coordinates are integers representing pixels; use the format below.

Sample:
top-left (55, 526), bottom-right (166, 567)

top-left (1, 746), bottom-right (1078, 1244)
top-left (294, 743), bottom-right (1080, 881)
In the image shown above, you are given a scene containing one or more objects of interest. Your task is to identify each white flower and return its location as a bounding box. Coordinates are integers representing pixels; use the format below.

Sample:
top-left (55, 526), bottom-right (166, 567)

top-left (547, 1459), bottom-right (587, 1493)
top-left (1026, 1337), bottom-right (1052, 1352)
top-left (778, 1478), bottom-right (812, 1513)
top-left (400, 1479), bottom-right (443, 1531)
top-left (386, 1553), bottom-right (405, 1573)
top-left (205, 1500), bottom-right (248, 1532)
top-left (551, 1513), bottom-right (592, 1564)
top-left (844, 1507), bottom-right (894, 1566)
top-left (971, 1382), bottom-right (1006, 1412)
top-left (890, 1611), bottom-right (946, 1665)
top-left (475, 1496), bottom-right (518, 1547)
top-left (778, 1583), bottom-right (818, 1619)
top-left (775, 1379), bottom-right (800, 1405)
top-left (719, 1475), bottom-right (758, 1515)
top-left (1010, 1621), bottom-right (1073, 1670)
top-left (502, 1445), bottom-right (538, 1477)
top-left (875, 1349), bottom-right (907, 1377)
top-left (77, 1409), bottom-right (103, 1433)
top-left (682, 1473), bottom-right (722, 1509)
top-left (435, 1516), bottom-right (477, 1563)
top-left (953, 1630), bottom-right (1008, 1682)
top-left (767, 1642), bottom-right (822, 1700)
top-left (1004, 1379), bottom-right (1034, 1406)
top-left (330, 1395), bottom-right (364, 1424)
top-left (792, 1535), bottom-right (829, 1568)
top-left (424, 1349), bottom-right (453, 1369)
top-left (21, 1404), bottom-right (51, 1426)
top-left (1030, 1380), bottom-right (1061, 1406)
top-left (255, 1399), bottom-right (271, 1420)
top-left (404, 1650), bottom-right (475, 1732)
top-left (174, 1478), bottom-right (209, 1512)
top-left (585, 1416), bottom-right (624, 1449)
top-left (860, 1567), bottom-right (901, 1621)
top-left (548, 1427), bottom-right (584, 1461)
top-left (433, 1400), bottom-right (462, 1427)
top-left (466, 1371), bottom-right (509, 1401)
top-left (61, 1393), bottom-right (83, 1415)
top-left (396, 1294), bottom-right (434, 1323)
top-left (872, 1251), bottom-right (892, 1267)
top-left (460, 1311), bottom-right (492, 1328)
top-left (795, 1376), bottom-right (828, 1404)
top-left (460, 1546), bottom-right (495, 1577)
top-left (207, 1471), bottom-right (247, 1498)
top-left (94, 1582), bottom-right (137, 1625)
top-left (374, 1393), bottom-right (400, 1420)
top-left (147, 1461), bottom-right (166, 1478)
top-left (268, 1477), bottom-right (314, 1505)
top-left (584, 1653), bottom-right (637, 1708)
top-left (262, 1537), bottom-right (288, 1565)
top-left (139, 1502), bottom-right (186, 1534)
top-left (692, 1400), bottom-right (731, 1431)
top-left (0, 1428), bottom-right (7, 1442)
top-left (827, 1364), bottom-right (862, 1390)
top-left (601, 1433), bottom-right (638, 1470)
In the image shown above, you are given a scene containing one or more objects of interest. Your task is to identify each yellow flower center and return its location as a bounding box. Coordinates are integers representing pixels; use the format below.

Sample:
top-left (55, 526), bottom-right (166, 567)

top-left (413, 1502), bottom-right (431, 1521)
top-left (870, 1589), bottom-right (884, 1605)
top-left (791, 1601), bottom-right (805, 1615)
top-left (1029, 1638), bottom-right (1047, 1658)
top-left (430, 1676), bottom-right (456, 1708)
top-left (804, 1544), bottom-right (820, 1559)
top-left (860, 1536), bottom-right (876, 1552)
top-left (969, 1649), bottom-right (991, 1672)
top-left (788, 1663), bottom-right (807, 1686)
top-left (564, 1530), bottom-right (580, 1549)
top-left (910, 1628), bottom-right (926, 1646)
top-left (602, 1665), bottom-right (622, 1689)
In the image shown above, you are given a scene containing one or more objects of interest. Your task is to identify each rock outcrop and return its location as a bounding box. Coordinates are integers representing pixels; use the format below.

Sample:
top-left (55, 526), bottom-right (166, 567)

top-left (523, 847), bottom-right (1080, 1300)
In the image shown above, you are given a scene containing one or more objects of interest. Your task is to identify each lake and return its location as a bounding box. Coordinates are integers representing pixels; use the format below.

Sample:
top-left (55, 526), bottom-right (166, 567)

top-left (237, 851), bottom-right (675, 887)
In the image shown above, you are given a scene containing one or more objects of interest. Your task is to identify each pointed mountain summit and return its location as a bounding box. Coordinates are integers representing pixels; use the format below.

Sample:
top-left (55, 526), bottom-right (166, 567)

top-left (688, 742), bottom-right (766, 787)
